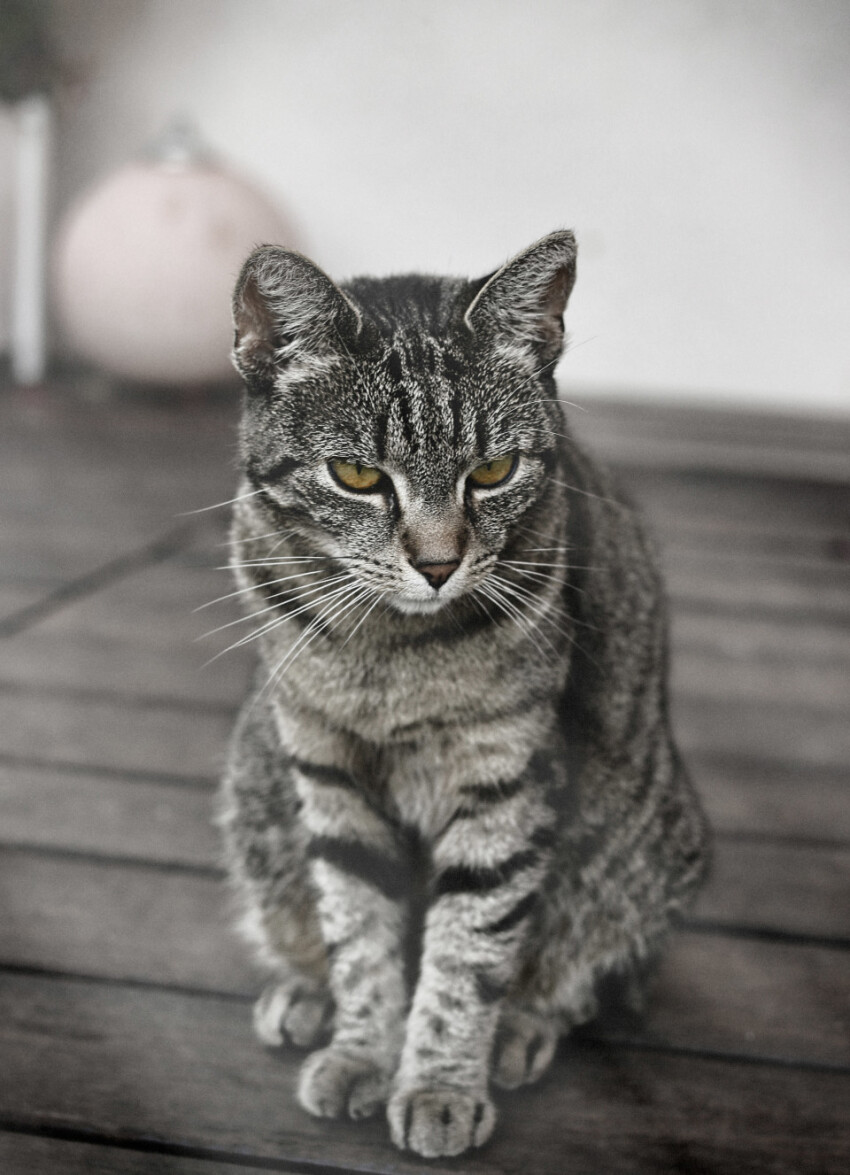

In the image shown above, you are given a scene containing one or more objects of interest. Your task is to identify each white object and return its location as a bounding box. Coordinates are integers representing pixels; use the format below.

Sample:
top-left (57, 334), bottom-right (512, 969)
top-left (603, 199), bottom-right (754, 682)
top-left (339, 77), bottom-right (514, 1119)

top-left (11, 93), bottom-right (51, 385)
top-left (54, 137), bottom-right (293, 383)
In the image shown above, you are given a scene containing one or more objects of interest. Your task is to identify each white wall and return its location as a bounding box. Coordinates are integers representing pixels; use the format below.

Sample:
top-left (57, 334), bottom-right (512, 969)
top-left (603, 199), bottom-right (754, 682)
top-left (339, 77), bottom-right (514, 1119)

top-left (0, 107), bottom-right (17, 354)
top-left (33, 0), bottom-right (850, 411)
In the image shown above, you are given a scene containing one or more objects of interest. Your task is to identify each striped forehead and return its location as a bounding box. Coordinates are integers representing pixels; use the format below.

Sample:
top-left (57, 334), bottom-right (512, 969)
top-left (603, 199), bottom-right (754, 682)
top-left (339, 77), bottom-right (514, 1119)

top-left (372, 333), bottom-right (491, 466)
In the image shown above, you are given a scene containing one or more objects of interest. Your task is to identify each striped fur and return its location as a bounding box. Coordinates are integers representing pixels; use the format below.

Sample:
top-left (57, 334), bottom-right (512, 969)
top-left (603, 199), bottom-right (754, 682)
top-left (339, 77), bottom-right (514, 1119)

top-left (219, 232), bottom-right (709, 1158)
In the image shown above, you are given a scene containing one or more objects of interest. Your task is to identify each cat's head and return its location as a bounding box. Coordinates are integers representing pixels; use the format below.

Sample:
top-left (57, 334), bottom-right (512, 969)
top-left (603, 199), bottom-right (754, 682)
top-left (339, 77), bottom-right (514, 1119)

top-left (231, 232), bottom-right (576, 616)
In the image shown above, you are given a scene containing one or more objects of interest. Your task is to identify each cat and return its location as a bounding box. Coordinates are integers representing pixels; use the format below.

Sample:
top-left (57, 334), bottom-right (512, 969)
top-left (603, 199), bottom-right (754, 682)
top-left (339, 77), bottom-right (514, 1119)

top-left (218, 230), bottom-right (709, 1159)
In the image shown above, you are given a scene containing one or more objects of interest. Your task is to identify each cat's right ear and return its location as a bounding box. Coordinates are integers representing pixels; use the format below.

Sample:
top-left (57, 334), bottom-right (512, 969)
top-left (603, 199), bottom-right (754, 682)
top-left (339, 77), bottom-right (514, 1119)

top-left (231, 246), bottom-right (361, 394)
top-left (463, 230), bottom-right (577, 365)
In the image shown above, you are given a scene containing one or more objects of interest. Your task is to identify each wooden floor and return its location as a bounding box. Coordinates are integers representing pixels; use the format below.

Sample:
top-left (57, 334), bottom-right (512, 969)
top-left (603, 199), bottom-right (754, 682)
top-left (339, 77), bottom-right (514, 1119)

top-left (0, 376), bottom-right (848, 1174)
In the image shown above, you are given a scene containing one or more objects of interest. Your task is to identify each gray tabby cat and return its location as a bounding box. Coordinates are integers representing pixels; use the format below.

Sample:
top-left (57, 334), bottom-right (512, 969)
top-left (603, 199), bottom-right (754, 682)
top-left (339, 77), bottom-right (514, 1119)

top-left (219, 231), bottom-right (709, 1158)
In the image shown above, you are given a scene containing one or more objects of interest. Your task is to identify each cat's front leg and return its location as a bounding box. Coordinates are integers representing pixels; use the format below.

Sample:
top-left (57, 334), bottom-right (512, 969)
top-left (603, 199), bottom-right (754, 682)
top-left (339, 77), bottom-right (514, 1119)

top-left (286, 749), bottom-right (410, 1121)
top-left (387, 750), bottom-right (557, 1158)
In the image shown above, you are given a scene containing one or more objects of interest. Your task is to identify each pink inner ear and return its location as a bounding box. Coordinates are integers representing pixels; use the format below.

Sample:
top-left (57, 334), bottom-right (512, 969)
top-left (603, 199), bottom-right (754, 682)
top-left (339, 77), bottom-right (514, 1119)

top-left (235, 275), bottom-right (277, 357)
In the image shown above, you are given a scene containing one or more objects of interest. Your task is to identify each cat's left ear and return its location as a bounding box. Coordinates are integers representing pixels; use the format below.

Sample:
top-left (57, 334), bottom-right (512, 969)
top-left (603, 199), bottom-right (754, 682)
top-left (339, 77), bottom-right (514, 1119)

top-left (463, 230), bottom-right (577, 364)
top-left (231, 245), bottom-right (362, 395)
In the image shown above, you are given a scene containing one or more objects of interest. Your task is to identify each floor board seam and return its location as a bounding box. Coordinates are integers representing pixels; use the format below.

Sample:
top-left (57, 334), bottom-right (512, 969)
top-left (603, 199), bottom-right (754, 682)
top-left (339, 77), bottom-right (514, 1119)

top-left (0, 841), bottom-right (224, 878)
top-left (683, 919), bottom-right (850, 951)
top-left (0, 679), bottom-right (240, 716)
top-left (0, 525), bottom-right (198, 638)
top-left (0, 752), bottom-right (217, 790)
top-left (0, 1119), bottom-right (361, 1174)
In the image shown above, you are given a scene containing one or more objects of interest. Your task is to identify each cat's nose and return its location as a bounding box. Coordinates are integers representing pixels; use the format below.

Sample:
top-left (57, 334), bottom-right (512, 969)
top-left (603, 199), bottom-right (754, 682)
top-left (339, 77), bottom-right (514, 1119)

top-left (414, 560), bottom-right (460, 589)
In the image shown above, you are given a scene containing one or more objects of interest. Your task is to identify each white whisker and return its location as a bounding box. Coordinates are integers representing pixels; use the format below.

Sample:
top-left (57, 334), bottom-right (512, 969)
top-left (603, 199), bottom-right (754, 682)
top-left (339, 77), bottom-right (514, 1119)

top-left (338, 589), bottom-right (384, 649)
top-left (262, 584), bottom-right (370, 695)
top-left (477, 581), bottom-right (553, 664)
top-left (197, 572), bottom-right (356, 638)
top-left (549, 477), bottom-right (625, 507)
top-left (178, 488), bottom-right (265, 516)
top-left (203, 577), bottom-right (359, 665)
top-left (194, 568), bottom-right (327, 612)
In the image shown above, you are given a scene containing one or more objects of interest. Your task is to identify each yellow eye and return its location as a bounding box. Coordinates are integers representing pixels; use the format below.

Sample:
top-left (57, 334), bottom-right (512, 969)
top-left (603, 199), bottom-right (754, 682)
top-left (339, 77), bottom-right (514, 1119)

top-left (468, 454), bottom-right (516, 488)
top-left (330, 459), bottom-right (383, 491)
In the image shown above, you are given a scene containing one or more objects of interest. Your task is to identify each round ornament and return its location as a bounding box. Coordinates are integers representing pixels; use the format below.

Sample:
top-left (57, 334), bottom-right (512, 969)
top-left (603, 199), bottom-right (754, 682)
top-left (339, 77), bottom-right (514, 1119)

top-left (54, 123), bottom-right (294, 383)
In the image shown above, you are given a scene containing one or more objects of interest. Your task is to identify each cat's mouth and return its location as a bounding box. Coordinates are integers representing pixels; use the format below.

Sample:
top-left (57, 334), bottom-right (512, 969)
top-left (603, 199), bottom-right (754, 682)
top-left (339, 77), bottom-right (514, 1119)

top-left (391, 595), bottom-right (451, 616)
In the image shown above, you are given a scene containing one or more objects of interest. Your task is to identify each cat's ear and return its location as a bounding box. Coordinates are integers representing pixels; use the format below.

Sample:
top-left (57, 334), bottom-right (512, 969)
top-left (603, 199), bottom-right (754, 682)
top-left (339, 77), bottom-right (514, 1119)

top-left (463, 230), bottom-right (577, 364)
top-left (231, 246), bottom-right (361, 393)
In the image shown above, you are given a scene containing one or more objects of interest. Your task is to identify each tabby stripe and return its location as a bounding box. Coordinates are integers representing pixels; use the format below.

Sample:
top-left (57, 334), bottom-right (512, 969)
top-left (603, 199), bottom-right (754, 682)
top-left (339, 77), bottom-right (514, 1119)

top-left (450, 388), bottom-right (463, 447)
top-left (474, 970), bottom-right (507, 1005)
top-left (374, 409), bottom-right (389, 463)
top-left (433, 849), bottom-right (538, 897)
top-left (405, 608), bottom-right (494, 647)
top-left (290, 757), bottom-right (358, 791)
top-left (458, 777), bottom-right (524, 805)
top-left (394, 385), bottom-right (416, 450)
top-left (530, 825), bottom-right (557, 850)
top-left (478, 890), bottom-right (538, 935)
top-left (307, 836), bottom-right (403, 901)
top-left (387, 349), bottom-right (404, 383)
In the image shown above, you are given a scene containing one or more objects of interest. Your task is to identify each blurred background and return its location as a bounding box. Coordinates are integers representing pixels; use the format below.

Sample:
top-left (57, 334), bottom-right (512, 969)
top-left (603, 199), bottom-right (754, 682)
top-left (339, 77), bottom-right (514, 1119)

top-left (1, 0), bottom-right (849, 410)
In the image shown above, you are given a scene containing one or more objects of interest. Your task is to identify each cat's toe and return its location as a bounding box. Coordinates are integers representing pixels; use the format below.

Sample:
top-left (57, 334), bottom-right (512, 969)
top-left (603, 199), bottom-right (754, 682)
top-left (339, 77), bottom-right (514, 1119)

top-left (298, 1047), bottom-right (390, 1120)
top-left (253, 980), bottom-right (332, 1049)
top-left (387, 1087), bottom-right (496, 1158)
top-left (492, 1007), bottom-right (558, 1089)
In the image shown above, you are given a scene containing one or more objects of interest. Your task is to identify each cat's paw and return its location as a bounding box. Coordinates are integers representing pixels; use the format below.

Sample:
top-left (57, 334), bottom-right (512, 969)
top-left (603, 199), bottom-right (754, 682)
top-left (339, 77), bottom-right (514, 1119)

top-left (253, 980), bottom-right (332, 1049)
top-left (492, 1006), bottom-right (558, 1089)
top-left (298, 1047), bottom-right (391, 1120)
top-left (387, 1086), bottom-right (496, 1158)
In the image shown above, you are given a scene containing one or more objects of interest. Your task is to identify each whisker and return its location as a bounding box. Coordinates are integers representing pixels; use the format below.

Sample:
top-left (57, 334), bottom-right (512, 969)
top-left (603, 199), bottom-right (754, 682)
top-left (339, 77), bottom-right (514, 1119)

top-left (502, 559), bottom-right (569, 569)
top-left (219, 527), bottom-right (299, 549)
top-left (337, 589), bottom-right (384, 649)
top-left (224, 555), bottom-right (358, 569)
top-left (263, 584), bottom-right (370, 693)
top-left (194, 568), bottom-right (327, 611)
top-left (487, 574), bottom-right (570, 654)
top-left (203, 577), bottom-right (358, 664)
top-left (178, 488), bottom-right (265, 516)
top-left (477, 581), bottom-right (554, 664)
top-left (197, 572), bottom-right (356, 638)
top-left (549, 477), bottom-right (625, 507)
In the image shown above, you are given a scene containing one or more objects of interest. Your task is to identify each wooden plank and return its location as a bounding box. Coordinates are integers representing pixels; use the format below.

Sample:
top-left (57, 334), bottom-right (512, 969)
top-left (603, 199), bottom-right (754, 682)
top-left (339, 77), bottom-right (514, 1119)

top-left (632, 480), bottom-right (850, 552)
top-left (0, 562), bottom-right (254, 705)
top-left (672, 609), bottom-right (850, 667)
top-left (696, 840), bottom-right (850, 939)
top-left (0, 764), bottom-right (218, 865)
top-left (0, 587), bottom-right (35, 620)
top-left (0, 853), bottom-right (256, 996)
top-left (1, 850), bottom-right (847, 1068)
top-left (691, 755), bottom-right (850, 844)
top-left (617, 933), bottom-right (850, 1068)
top-left (574, 394), bottom-right (850, 454)
top-left (0, 1134), bottom-right (265, 1175)
top-left (0, 692), bottom-right (233, 779)
top-left (673, 694), bottom-right (850, 771)
top-left (0, 972), bottom-right (847, 1175)
top-left (672, 648), bottom-right (849, 713)
top-left (664, 549), bottom-right (850, 618)
top-left (573, 398), bottom-right (850, 482)
top-left (0, 624), bottom-right (251, 710)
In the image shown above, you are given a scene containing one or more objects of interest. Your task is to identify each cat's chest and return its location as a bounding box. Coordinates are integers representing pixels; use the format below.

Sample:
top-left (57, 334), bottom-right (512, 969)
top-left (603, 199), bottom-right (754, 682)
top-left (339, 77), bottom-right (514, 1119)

top-left (273, 638), bottom-right (488, 740)
top-left (263, 616), bottom-right (541, 745)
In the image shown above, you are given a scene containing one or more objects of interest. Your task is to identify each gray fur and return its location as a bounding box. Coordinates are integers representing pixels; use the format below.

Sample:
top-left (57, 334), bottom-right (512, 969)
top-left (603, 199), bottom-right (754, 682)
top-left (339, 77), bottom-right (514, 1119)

top-left (219, 231), bottom-right (709, 1158)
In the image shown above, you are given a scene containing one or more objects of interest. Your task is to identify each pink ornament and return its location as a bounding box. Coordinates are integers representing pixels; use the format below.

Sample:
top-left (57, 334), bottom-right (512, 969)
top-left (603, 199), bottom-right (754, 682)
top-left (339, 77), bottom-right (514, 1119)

top-left (54, 125), bottom-right (294, 383)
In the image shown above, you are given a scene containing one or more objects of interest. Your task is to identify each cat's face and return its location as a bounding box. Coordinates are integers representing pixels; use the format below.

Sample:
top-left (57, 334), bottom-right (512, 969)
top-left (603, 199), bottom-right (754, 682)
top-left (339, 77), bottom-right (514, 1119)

top-left (232, 234), bottom-right (576, 616)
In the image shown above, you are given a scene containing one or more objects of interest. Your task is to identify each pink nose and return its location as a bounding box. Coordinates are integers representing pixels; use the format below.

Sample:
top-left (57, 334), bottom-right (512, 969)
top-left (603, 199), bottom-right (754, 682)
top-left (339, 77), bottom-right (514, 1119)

top-left (415, 560), bottom-right (460, 589)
